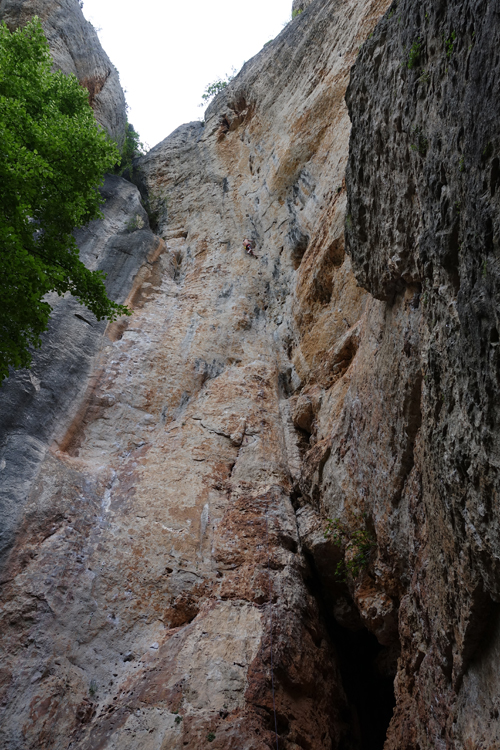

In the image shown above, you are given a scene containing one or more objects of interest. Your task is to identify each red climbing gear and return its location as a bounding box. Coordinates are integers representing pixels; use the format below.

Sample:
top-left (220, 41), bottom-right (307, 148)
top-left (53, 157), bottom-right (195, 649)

top-left (243, 238), bottom-right (257, 257)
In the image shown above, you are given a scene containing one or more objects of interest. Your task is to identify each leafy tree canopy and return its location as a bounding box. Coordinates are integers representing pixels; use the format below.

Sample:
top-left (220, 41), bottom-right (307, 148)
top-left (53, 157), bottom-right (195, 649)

top-left (0, 17), bottom-right (130, 384)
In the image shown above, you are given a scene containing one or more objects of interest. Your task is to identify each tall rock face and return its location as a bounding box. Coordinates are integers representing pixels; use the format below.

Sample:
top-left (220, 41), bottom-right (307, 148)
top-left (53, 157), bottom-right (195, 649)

top-left (345, 1), bottom-right (500, 747)
top-left (0, 0), bottom-right (127, 143)
top-left (1, 1), bottom-right (499, 750)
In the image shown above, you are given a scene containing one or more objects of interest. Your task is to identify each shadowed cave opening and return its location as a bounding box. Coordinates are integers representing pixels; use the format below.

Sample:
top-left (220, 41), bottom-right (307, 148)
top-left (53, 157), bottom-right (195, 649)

top-left (302, 551), bottom-right (396, 750)
top-left (332, 620), bottom-right (397, 750)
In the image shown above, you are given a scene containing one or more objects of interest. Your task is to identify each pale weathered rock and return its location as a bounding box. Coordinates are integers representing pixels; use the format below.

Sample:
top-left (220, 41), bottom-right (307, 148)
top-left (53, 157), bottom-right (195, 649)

top-left (1, 2), bottom-right (394, 746)
top-left (2, 0), bottom-right (394, 750)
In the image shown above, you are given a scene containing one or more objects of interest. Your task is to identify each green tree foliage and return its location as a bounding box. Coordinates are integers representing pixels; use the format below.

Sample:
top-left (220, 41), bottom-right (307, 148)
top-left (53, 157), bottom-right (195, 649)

top-left (0, 17), bottom-right (130, 384)
top-left (201, 70), bottom-right (235, 105)
top-left (115, 121), bottom-right (145, 174)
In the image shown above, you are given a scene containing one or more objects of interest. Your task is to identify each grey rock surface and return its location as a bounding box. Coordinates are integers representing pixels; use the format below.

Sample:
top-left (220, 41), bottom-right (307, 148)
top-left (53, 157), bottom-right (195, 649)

top-left (292, 0), bottom-right (314, 15)
top-left (0, 0), bottom-right (127, 143)
top-left (345, 0), bottom-right (500, 747)
top-left (0, 175), bottom-right (164, 563)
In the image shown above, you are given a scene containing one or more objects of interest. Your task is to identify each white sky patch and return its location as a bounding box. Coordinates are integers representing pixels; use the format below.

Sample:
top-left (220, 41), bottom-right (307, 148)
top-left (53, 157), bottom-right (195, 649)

top-left (81, 0), bottom-right (293, 149)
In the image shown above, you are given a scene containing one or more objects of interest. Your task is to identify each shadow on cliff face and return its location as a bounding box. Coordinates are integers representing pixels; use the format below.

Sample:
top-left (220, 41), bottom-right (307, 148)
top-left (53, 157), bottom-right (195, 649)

top-left (332, 621), bottom-right (397, 750)
top-left (300, 549), bottom-right (397, 750)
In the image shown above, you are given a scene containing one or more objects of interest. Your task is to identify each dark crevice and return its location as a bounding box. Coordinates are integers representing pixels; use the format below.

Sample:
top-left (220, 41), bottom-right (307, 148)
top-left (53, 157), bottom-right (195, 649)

top-left (332, 621), bottom-right (397, 750)
top-left (455, 593), bottom-right (500, 691)
top-left (302, 551), bottom-right (397, 750)
top-left (490, 157), bottom-right (500, 197)
top-left (74, 313), bottom-right (93, 326)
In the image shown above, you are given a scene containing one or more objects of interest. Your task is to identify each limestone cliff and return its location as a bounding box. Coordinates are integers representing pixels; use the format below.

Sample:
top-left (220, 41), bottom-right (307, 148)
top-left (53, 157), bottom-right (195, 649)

top-left (345, 1), bottom-right (500, 746)
top-left (0, 0), bottom-right (499, 749)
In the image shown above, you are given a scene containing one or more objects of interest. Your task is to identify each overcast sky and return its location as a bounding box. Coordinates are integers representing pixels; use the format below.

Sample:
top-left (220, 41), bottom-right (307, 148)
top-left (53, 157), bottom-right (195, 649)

top-left (81, 0), bottom-right (293, 150)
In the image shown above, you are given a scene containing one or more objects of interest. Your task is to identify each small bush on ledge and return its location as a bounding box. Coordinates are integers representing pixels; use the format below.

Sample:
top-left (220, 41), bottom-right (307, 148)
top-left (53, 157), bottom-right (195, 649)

top-left (324, 516), bottom-right (376, 580)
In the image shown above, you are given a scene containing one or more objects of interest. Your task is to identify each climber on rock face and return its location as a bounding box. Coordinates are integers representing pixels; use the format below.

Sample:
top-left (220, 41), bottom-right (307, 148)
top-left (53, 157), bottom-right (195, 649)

top-left (243, 238), bottom-right (257, 257)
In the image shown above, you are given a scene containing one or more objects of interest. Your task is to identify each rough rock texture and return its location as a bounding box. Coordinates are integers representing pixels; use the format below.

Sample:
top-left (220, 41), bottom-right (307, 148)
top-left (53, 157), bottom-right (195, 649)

top-left (0, 0), bottom-right (127, 143)
top-left (344, 1), bottom-right (500, 747)
top-left (0, 174), bottom-right (164, 562)
top-left (292, 0), bottom-right (315, 14)
top-left (1, 0), bottom-right (500, 748)
top-left (0, 1), bottom-right (394, 747)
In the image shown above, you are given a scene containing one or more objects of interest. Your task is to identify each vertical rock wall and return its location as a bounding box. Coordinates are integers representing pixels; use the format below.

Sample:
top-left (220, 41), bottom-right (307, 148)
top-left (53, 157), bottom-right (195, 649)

top-left (1, 0), bottom-right (499, 748)
top-left (344, 1), bottom-right (500, 747)
top-left (0, 1), bottom-right (393, 747)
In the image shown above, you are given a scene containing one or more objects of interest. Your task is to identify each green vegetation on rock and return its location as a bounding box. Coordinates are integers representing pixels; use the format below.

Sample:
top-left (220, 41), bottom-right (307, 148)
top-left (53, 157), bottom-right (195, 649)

top-left (444, 30), bottom-right (456, 58)
top-left (407, 38), bottom-right (422, 69)
top-left (410, 125), bottom-right (429, 156)
top-left (201, 71), bottom-right (235, 105)
top-left (115, 121), bottom-right (146, 175)
top-left (0, 17), bottom-right (130, 384)
top-left (324, 516), bottom-right (376, 580)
